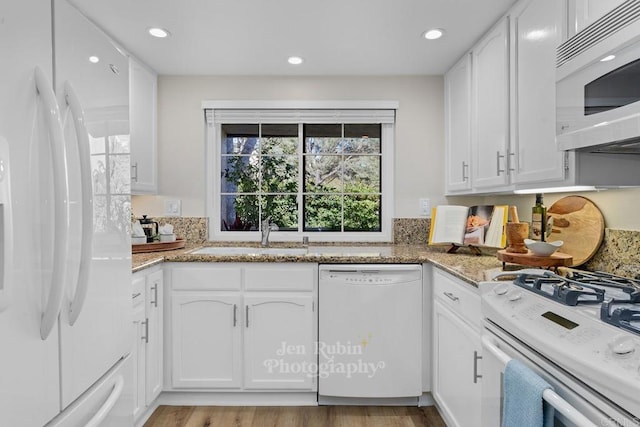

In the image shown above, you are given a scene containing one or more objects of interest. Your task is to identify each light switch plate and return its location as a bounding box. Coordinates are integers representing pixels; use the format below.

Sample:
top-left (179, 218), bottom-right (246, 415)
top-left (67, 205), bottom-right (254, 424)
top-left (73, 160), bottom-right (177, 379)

top-left (164, 199), bottom-right (181, 217)
top-left (419, 198), bottom-right (431, 217)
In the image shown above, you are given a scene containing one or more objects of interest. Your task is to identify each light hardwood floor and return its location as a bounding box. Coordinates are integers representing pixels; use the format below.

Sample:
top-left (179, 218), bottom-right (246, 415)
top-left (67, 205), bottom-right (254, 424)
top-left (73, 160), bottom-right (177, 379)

top-left (144, 405), bottom-right (446, 427)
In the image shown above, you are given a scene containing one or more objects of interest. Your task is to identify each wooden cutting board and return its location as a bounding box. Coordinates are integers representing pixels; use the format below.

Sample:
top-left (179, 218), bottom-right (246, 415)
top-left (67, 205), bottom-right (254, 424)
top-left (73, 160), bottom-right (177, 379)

top-left (546, 196), bottom-right (604, 267)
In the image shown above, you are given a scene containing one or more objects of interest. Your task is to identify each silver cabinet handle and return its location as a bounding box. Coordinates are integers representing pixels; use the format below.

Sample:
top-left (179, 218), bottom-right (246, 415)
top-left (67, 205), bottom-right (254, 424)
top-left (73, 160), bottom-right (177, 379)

top-left (141, 318), bottom-right (149, 344)
top-left (462, 161), bottom-right (469, 181)
top-left (496, 151), bottom-right (505, 175)
top-left (444, 292), bottom-right (459, 301)
top-left (473, 351), bottom-right (482, 383)
top-left (233, 304), bottom-right (237, 327)
top-left (150, 283), bottom-right (158, 308)
top-left (131, 162), bottom-right (138, 182)
top-left (245, 305), bottom-right (250, 328)
top-left (507, 149), bottom-right (515, 173)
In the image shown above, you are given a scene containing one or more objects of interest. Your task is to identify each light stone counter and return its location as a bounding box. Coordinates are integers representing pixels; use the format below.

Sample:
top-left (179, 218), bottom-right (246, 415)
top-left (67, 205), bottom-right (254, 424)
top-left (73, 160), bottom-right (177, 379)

top-left (132, 243), bottom-right (506, 287)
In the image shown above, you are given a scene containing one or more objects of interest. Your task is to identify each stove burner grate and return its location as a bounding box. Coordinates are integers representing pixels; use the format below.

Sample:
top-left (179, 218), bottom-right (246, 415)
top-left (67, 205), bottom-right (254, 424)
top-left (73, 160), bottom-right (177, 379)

top-left (513, 272), bottom-right (605, 306)
top-left (601, 300), bottom-right (640, 336)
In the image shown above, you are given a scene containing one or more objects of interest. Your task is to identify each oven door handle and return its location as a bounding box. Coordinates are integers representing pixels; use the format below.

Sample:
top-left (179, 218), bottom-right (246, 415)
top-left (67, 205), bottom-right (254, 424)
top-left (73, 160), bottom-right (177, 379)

top-left (481, 335), bottom-right (599, 427)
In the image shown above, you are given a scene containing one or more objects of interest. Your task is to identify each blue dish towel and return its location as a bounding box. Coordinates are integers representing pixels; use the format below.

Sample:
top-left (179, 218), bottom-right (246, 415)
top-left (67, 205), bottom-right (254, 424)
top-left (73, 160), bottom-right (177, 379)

top-left (502, 359), bottom-right (555, 427)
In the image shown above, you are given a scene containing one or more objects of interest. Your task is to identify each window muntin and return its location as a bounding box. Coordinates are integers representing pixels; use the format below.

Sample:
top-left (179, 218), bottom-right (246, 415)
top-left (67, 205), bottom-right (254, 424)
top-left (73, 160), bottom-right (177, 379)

top-left (302, 123), bottom-right (381, 232)
top-left (207, 105), bottom-right (395, 241)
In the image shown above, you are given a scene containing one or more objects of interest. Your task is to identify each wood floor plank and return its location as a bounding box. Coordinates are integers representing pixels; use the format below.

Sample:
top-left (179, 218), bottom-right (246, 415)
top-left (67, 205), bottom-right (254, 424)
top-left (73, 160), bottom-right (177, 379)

top-left (144, 405), bottom-right (446, 427)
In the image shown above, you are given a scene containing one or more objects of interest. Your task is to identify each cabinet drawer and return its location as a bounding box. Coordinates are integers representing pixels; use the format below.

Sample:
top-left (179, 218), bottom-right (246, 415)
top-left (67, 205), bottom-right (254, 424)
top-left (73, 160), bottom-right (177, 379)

top-left (433, 268), bottom-right (480, 328)
top-left (172, 265), bottom-right (242, 291)
top-left (244, 265), bottom-right (315, 291)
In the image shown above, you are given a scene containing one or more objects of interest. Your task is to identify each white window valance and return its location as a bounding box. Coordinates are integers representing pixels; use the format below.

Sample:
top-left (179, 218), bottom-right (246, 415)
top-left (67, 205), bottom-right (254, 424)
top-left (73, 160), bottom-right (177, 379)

top-left (205, 108), bottom-right (395, 125)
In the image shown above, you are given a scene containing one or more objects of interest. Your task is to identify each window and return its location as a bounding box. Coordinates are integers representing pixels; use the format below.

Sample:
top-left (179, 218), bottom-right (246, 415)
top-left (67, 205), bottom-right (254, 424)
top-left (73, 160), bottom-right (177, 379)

top-left (205, 103), bottom-right (395, 242)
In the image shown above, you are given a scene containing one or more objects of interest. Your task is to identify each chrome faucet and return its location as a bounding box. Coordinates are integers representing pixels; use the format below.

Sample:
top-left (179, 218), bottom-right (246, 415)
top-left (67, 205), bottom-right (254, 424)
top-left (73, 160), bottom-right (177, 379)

top-left (261, 216), bottom-right (272, 247)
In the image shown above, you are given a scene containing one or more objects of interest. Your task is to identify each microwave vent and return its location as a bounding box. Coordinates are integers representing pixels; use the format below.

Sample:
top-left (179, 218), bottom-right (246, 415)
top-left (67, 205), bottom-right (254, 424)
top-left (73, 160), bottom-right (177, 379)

top-left (557, 0), bottom-right (640, 67)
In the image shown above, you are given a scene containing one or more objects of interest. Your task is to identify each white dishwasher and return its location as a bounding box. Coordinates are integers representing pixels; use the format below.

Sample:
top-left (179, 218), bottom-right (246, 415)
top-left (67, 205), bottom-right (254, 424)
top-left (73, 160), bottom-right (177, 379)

top-left (318, 264), bottom-right (422, 404)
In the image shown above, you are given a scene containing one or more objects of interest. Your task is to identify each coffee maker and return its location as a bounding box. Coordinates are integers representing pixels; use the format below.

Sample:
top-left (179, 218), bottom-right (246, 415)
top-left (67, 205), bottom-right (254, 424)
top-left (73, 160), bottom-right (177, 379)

top-left (139, 215), bottom-right (159, 243)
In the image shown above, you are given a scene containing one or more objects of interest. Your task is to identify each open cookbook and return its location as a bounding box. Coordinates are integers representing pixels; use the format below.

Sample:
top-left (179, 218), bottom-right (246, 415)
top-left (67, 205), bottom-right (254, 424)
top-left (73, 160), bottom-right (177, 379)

top-left (428, 205), bottom-right (508, 249)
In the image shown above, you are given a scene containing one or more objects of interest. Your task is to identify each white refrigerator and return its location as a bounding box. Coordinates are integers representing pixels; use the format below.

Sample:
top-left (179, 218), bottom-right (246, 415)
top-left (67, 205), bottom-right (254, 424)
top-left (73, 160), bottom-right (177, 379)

top-left (0, 0), bottom-right (133, 426)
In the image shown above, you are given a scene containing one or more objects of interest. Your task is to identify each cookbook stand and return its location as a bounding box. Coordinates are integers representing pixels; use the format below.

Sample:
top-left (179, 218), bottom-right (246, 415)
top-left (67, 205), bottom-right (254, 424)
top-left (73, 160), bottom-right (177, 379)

top-left (447, 244), bottom-right (482, 256)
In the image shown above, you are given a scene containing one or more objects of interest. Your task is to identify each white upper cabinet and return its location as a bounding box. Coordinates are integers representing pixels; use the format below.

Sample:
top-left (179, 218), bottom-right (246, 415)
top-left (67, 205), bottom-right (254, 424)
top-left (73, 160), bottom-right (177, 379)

top-left (471, 17), bottom-right (511, 190)
top-left (444, 53), bottom-right (472, 193)
top-left (510, 0), bottom-right (566, 185)
top-left (130, 57), bottom-right (158, 194)
top-left (568, 0), bottom-right (627, 37)
top-left (444, 0), bottom-right (571, 194)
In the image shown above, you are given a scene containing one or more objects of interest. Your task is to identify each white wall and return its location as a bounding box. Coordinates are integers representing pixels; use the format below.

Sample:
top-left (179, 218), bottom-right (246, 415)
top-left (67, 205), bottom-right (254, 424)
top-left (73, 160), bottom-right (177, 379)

top-left (132, 75), bottom-right (445, 219)
top-left (451, 187), bottom-right (640, 231)
top-left (132, 74), bottom-right (640, 232)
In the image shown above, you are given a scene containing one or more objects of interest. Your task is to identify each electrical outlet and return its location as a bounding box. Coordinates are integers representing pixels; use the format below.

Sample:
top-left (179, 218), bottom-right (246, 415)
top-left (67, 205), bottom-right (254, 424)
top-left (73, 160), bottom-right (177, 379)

top-left (164, 199), bottom-right (181, 217)
top-left (419, 198), bottom-right (431, 217)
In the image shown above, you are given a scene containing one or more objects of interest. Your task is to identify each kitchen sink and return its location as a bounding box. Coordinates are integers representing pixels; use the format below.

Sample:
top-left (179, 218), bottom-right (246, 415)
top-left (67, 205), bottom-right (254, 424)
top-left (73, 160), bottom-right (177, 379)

top-left (190, 246), bottom-right (389, 257)
top-left (191, 247), bottom-right (308, 256)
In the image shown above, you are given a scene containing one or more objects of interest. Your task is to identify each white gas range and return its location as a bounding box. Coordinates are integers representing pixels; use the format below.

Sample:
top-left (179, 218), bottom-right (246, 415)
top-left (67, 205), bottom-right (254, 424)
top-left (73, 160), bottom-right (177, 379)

top-left (480, 269), bottom-right (640, 427)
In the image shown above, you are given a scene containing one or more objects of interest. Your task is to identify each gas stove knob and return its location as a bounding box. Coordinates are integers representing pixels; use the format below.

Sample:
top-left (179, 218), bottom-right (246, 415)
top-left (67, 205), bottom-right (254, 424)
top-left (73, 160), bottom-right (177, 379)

top-left (607, 335), bottom-right (635, 357)
top-left (493, 284), bottom-right (509, 296)
top-left (507, 290), bottom-right (522, 301)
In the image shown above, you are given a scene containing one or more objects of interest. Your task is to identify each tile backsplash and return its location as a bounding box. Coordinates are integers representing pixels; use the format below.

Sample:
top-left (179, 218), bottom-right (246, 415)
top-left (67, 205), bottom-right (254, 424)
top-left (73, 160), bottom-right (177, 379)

top-left (584, 229), bottom-right (640, 277)
top-left (393, 218), bottom-right (431, 245)
top-left (152, 217), bottom-right (208, 244)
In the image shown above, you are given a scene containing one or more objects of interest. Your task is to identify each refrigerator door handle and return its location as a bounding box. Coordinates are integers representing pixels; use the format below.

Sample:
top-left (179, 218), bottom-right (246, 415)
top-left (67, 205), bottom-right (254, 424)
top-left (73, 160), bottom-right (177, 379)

top-left (0, 137), bottom-right (12, 312)
top-left (34, 66), bottom-right (70, 340)
top-left (84, 375), bottom-right (124, 427)
top-left (64, 81), bottom-right (93, 326)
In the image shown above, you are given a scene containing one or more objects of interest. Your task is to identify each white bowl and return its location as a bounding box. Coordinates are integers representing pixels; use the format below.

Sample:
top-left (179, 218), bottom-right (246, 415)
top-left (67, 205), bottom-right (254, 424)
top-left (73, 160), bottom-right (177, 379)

top-left (524, 239), bottom-right (563, 256)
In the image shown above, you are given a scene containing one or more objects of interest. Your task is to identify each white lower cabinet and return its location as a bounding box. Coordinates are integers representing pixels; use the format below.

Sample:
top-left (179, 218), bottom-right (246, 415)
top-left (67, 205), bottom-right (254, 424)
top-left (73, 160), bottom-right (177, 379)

top-left (132, 286), bottom-right (146, 421)
top-left (243, 294), bottom-right (314, 390)
top-left (168, 263), bottom-right (317, 392)
top-left (432, 268), bottom-right (482, 427)
top-left (132, 267), bottom-right (164, 423)
top-left (171, 293), bottom-right (242, 388)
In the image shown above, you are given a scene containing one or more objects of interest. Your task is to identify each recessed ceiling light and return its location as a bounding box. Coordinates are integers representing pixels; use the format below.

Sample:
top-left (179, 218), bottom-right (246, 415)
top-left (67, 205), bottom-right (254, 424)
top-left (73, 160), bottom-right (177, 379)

top-left (423, 28), bottom-right (445, 40)
top-left (88, 56), bottom-right (100, 64)
top-left (600, 54), bottom-right (616, 62)
top-left (288, 56), bottom-right (304, 65)
top-left (148, 27), bottom-right (171, 38)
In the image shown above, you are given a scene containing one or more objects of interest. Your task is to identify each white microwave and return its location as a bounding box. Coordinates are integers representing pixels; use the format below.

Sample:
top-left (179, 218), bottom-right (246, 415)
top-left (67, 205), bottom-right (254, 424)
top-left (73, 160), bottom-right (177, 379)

top-left (556, 1), bottom-right (640, 153)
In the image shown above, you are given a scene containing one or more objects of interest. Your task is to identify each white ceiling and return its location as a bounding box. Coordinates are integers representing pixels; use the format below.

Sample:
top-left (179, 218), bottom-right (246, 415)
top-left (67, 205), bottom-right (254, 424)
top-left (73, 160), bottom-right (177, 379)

top-left (68, 0), bottom-right (517, 76)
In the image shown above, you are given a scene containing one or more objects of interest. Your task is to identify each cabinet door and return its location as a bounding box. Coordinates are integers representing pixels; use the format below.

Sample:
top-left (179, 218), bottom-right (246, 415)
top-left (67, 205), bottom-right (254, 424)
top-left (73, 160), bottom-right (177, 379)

top-left (243, 294), bottom-right (315, 390)
top-left (130, 57), bottom-right (157, 194)
top-left (132, 300), bottom-right (146, 421)
top-left (432, 300), bottom-right (482, 427)
top-left (472, 17), bottom-right (511, 189)
top-left (511, 0), bottom-right (566, 185)
top-left (171, 293), bottom-right (242, 388)
top-left (569, 0), bottom-right (626, 36)
top-left (145, 269), bottom-right (163, 405)
top-left (445, 53), bottom-right (472, 193)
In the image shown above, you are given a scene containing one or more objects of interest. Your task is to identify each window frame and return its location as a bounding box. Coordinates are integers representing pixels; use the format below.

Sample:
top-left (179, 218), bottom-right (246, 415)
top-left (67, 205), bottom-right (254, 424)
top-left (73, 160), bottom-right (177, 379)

top-left (204, 101), bottom-right (397, 242)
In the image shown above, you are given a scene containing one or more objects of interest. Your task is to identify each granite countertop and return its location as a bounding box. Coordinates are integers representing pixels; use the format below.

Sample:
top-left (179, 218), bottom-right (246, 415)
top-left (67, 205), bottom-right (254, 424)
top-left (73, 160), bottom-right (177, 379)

top-left (132, 243), bottom-right (506, 286)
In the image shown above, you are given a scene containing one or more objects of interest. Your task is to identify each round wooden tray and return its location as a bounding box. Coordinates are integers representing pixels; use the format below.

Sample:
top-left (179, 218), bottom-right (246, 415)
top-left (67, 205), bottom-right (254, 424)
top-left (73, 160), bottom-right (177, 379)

top-left (132, 238), bottom-right (186, 253)
top-left (497, 249), bottom-right (573, 269)
top-left (546, 196), bottom-right (604, 267)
